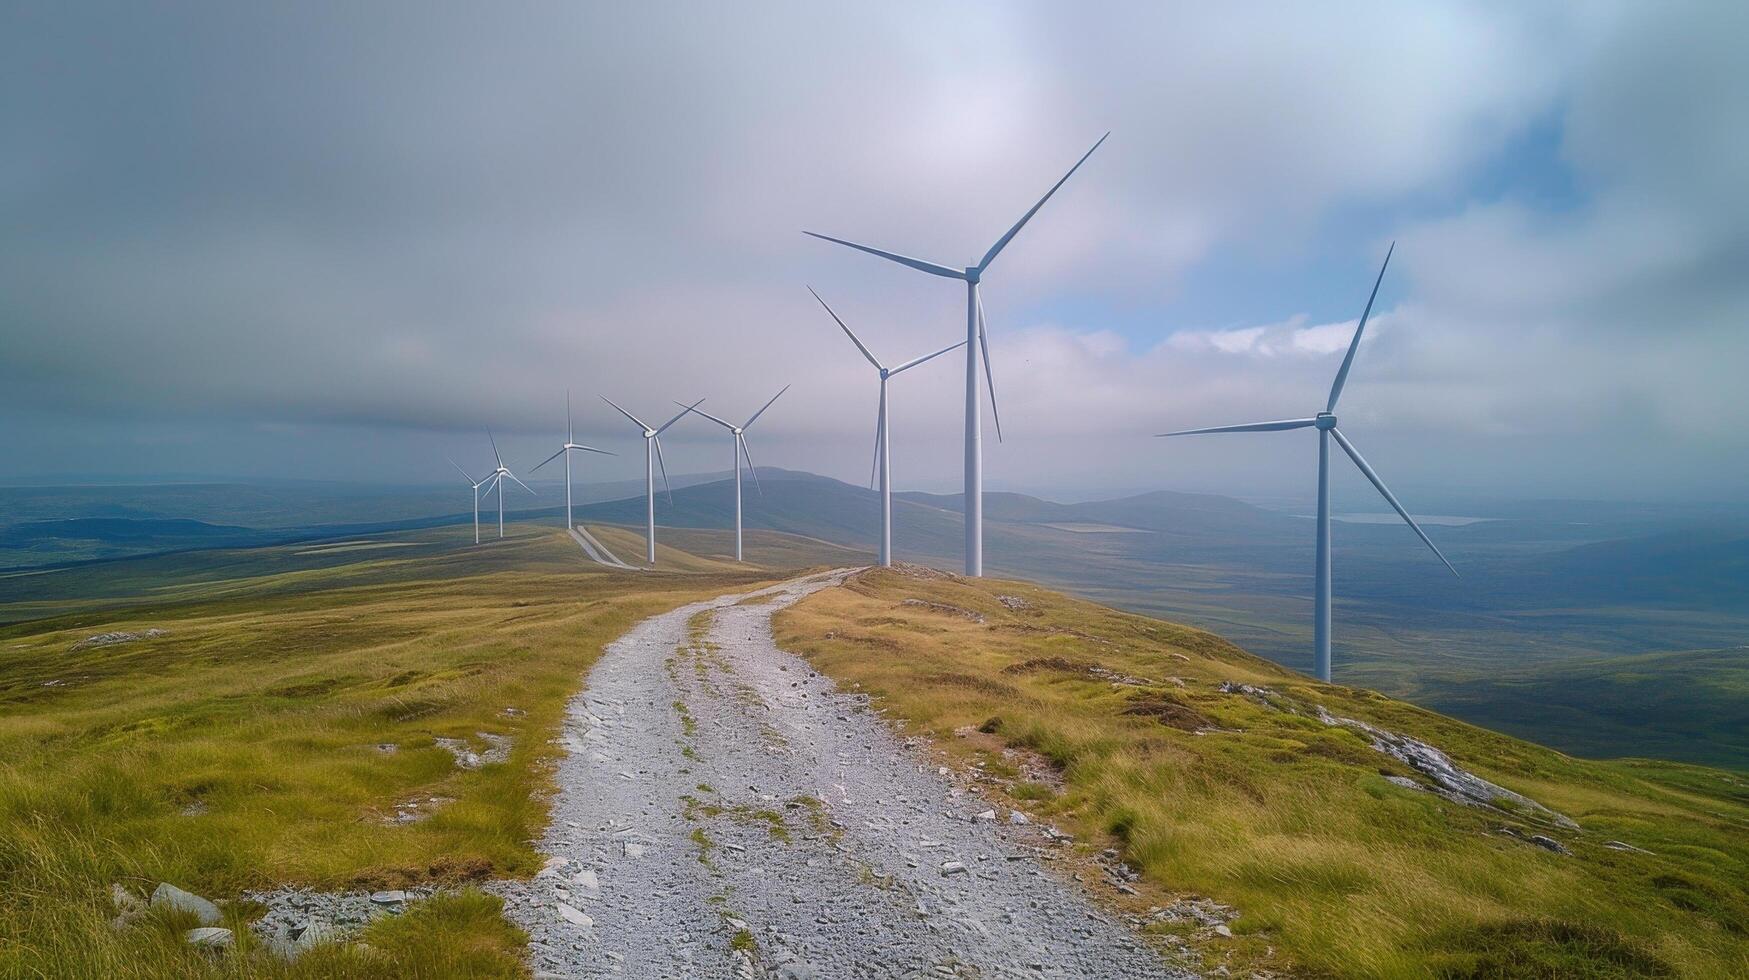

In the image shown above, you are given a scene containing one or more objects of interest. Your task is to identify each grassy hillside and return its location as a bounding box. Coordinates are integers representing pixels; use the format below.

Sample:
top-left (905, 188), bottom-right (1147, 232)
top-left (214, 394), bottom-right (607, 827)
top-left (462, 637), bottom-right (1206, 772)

top-left (775, 568), bottom-right (1749, 978)
top-left (0, 523), bottom-right (793, 977)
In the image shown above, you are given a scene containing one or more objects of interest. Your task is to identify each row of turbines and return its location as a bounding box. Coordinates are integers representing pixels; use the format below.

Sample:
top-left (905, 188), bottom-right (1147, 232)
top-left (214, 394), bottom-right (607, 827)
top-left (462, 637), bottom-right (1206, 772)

top-left (450, 389), bottom-right (785, 566)
top-left (446, 133), bottom-right (1457, 683)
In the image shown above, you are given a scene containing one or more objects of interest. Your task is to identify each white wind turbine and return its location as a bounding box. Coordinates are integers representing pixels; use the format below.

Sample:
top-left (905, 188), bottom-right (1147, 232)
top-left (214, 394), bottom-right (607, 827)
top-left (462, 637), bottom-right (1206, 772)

top-left (807, 132), bottom-right (1109, 577)
top-left (477, 430), bottom-right (536, 539)
top-left (446, 456), bottom-right (493, 545)
top-left (601, 397), bottom-right (703, 566)
top-left (809, 287), bottom-right (965, 567)
top-left (1157, 244), bottom-right (1457, 682)
top-left (679, 386), bottom-right (789, 563)
top-left (531, 391), bottom-right (614, 532)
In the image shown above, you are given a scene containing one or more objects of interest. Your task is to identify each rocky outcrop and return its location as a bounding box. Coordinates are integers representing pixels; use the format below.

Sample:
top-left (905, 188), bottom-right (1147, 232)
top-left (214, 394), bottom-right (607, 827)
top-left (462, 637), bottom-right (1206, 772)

top-left (1219, 681), bottom-right (1579, 831)
top-left (71, 629), bottom-right (167, 651)
top-left (1313, 705), bottom-right (1579, 831)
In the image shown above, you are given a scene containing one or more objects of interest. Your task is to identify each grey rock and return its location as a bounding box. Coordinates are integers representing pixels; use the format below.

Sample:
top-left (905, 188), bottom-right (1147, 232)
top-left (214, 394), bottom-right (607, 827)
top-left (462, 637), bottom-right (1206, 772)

top-left (152, 882), bottom-right (222, 926)
top-left (185, 927), bottom-right (233, 949)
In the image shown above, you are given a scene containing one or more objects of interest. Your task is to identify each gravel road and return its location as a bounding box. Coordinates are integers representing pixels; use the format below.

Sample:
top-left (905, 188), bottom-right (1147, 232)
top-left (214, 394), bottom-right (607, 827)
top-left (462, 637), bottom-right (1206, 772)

top-left (493, 569), bottom-right (1188, 979)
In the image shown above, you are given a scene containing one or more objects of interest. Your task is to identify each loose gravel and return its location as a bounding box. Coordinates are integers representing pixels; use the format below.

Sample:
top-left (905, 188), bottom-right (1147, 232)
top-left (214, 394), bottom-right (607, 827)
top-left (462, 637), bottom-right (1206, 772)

top-left (492, 569), bottom-right (1190, 979)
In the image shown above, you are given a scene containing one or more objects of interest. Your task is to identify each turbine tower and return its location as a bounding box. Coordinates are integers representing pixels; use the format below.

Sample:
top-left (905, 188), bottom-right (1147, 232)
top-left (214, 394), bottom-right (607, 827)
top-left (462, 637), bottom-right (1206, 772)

top-left (602, 397), bottom-right (702, 566)
top-left (478, 430), bottom-right (535, 539)
top-left (1157, 244), bottom-right (1457, 682)
top-left (680, 386), bottom-right (789, 563)
top-left (532, 391), bottom-right (614, 532)
top-left (807, 132), bottom-right (1109, 576)
top-left (446, 456), bottom-right (493, 545)
top-left (809, 287), bottom-right (965, 567)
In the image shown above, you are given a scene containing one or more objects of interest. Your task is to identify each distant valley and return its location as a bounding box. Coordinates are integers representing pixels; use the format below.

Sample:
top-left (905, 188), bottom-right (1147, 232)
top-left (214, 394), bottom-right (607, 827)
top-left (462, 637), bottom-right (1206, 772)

top-left (3, 470), bottom-right (1745, 769)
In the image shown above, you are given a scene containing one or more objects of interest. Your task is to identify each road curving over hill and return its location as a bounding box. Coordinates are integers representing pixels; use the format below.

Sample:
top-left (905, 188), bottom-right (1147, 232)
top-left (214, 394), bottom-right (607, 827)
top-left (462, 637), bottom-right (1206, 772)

top-left (492, 568), bottom-right (1184, 979)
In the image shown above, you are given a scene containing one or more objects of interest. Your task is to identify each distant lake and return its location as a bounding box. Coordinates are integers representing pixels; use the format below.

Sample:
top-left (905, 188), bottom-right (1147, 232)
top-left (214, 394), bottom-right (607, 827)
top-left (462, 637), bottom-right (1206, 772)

top-left (1334, 513), bottom-right (1498, 527)
top-left (1287, 512), bottom-right (1499, 526)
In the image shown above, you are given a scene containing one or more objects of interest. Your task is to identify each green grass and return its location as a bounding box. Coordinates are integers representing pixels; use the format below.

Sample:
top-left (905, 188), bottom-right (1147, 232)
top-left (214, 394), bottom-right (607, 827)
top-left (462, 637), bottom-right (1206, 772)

top-left (0, 523), bottom-right (783, 977)
top-left (774, 568), bottom-right (1749, 979)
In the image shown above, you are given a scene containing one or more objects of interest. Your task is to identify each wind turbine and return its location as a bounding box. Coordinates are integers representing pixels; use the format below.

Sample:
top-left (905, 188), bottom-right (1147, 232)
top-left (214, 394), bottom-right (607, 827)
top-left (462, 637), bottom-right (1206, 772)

top-left (1157, 244), bottom-right (1457, 682)
top-left (532, 391), bottom-right (615, 532)
top-left (679, 386), bottom-right (789, 563)
top-left (809, 287), bottom-right (965, 567)
top-left (601, 397), bottom-right (703, 566)
top-left (446, 456), bottom-right (493, 545)
top-left (477, 430), bottom-right (536, 539)
top-left (807, 132), bottom-right (1109, 576)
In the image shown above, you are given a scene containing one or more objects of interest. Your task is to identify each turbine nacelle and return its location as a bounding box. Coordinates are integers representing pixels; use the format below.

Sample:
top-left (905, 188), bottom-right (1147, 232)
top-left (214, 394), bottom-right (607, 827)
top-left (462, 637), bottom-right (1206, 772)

top-left (1315, 413), bottom-right (1338, 430)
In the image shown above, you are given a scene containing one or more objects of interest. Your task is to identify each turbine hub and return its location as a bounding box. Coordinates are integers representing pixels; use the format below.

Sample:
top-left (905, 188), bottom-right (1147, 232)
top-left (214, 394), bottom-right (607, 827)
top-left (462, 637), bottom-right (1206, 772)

top-left (964, 266), bottom-right (981, 284)
top-left (1315, 413), bottom-right (1337, 430)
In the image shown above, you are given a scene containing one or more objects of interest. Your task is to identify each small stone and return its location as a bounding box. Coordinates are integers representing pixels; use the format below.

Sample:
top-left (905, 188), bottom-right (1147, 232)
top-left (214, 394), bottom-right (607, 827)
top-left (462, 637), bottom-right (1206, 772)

top-left (185, 927), bottom-right (233, 949)
top-left (369, 890), bottom-right (407, 906)
top-left (1007, 811), bottom-right (1029, 825)
top-left (111, 883), bottom-right (143, 914)
top-left (972, 810), bottom-right (997, 823)
top-left (557, 902), bottom-right (592, 927)
top-left (623, 842), bottom-right (647, 858)
top-left (151, 882), bottom-right (222, 926)
top-left (1213, 924), bottom-right (1233, 938)
top-left (572, 868), bottom-right (600, 890)
top-left (294, 920), bottom-right (337, 951)
top-left (940, 861), bottom-right (968, 876)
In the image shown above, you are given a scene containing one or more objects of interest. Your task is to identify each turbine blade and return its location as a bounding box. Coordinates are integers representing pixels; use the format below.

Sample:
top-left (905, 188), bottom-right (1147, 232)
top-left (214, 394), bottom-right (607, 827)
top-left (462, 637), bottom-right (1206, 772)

top-left (1327, 242), bottom-right (1395, 413)
top-left (1156, 418), bottom-right (1318, 437)
top-left (743, 384), bottom-right (789, 429)
top-left (808, 286), bottom-right (883, 369)
top-left (978, 131), bottom-right (1110, 273)
top-left (566, 390), bottom-right (573, 442)
top-left (740, 434), bottom-right (763, 497)
top-left (678, 402), bottom-right (736, 430)
top-left (487, 429), bottom-right (503, 468)
top-left (977, 293), bottom-right (1002, 442)
top-left (1331, 428), bottom-right (1459, 577)
top-left (446, 455), bottom-right (477, 485)
top-left (890, 339), bottom-right (967, 376)
top-left (803, 231), bottom-right (964, 280)
top-left (600, 395), bottom-right (650, 432)
top-left (657, 398), bottom-right (705, 436)
top-left (508, 471), bottom-right (537, 496)
top-left (652, 436), bottom-right (674, 504)
top-left (482, 472), bottom-right (503, 495)
top-left (574, 444), bottom-right (615, 456)
top-left (532, 447), bottom-right (566, 472)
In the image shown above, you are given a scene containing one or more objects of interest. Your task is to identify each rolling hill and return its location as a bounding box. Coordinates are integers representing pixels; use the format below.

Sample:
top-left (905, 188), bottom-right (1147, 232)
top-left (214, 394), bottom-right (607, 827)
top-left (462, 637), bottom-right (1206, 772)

top-left (5, 469), bottom-right (1746, 768)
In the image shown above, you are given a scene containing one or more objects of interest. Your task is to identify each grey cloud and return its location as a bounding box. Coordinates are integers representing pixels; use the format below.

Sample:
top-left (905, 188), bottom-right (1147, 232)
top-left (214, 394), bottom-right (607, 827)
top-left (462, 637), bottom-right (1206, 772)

top-left (1, 1), bottom-right (1744, 500)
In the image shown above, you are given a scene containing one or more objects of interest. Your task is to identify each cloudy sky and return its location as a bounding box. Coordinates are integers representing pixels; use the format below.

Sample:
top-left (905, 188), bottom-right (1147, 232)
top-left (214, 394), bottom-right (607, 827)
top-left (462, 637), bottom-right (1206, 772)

top-left (3, 1), bottom-right (1745, 504)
